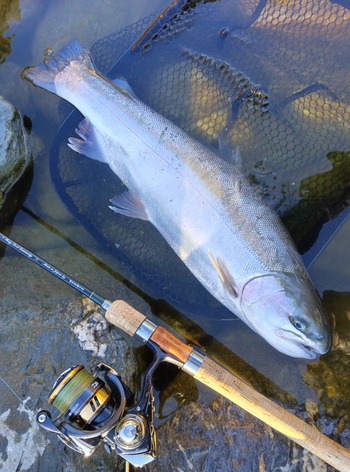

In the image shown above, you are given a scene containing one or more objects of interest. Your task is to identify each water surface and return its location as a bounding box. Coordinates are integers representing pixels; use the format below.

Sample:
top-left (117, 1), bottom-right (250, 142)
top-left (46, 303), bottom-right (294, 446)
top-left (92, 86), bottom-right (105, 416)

top-left (1, 1), bottom-right (350, 470)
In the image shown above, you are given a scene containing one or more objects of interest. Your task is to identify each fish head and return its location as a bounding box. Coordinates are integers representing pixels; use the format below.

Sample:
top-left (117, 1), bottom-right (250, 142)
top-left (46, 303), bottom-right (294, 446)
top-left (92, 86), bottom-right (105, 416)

top-left (240, 272), bottom-right (331, 359)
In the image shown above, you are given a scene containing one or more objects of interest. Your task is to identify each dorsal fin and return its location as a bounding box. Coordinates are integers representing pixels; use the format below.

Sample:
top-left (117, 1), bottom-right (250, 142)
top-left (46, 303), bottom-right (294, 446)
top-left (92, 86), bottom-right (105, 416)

top-left (111, 76), bottom-right (138, 101)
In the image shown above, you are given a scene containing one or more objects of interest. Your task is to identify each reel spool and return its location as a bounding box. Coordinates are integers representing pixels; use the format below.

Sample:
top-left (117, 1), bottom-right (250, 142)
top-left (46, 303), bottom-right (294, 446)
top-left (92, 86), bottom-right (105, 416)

top-left (49, 365), bottom-right (115, 427)
top-left (36, 362), bottom-right (156, 467)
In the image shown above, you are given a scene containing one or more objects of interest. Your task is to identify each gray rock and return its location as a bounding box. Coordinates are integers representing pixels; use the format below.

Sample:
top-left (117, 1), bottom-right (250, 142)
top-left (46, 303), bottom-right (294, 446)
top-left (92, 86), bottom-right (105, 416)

top-left (0, 298), bottom-right (138, 472)
top-left (152, 397), bottom-right (336, 472)
top-left (0, 96), bottom-right (28, 207)
top-left (0, 298), bottom-right (340, 472)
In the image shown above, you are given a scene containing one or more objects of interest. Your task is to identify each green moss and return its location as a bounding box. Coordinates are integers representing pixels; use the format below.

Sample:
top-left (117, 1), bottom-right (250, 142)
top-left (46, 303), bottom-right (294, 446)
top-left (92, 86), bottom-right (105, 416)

top-left (304, 291), bottom-right (350, 419)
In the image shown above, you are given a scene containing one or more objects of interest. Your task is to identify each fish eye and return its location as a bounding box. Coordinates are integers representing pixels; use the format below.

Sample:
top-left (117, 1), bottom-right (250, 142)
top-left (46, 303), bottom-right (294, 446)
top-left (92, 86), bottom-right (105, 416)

top-left (289, 316), bottom-right (308, 331)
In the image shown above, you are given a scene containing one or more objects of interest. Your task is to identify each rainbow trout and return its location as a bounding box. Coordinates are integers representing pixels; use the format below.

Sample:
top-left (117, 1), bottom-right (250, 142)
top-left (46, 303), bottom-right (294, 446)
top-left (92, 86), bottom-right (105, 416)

top-left (24, 40), bottom-right (331, 358)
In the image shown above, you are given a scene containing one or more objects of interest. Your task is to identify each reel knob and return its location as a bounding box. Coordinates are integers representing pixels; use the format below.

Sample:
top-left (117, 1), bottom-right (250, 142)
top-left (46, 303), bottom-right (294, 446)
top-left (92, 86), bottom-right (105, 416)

top-left (115, 414), bottom-right (148, 449)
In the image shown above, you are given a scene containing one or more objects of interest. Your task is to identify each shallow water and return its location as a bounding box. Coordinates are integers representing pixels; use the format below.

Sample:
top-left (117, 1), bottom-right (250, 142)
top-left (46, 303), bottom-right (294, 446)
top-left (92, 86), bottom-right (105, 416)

top-left (1, 1), bottom-right (350, 471)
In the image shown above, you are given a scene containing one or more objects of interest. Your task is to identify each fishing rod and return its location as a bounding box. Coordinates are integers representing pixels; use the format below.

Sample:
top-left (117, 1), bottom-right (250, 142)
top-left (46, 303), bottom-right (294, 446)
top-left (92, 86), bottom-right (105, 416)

top-left (1, 231), bottom-right (350, 471)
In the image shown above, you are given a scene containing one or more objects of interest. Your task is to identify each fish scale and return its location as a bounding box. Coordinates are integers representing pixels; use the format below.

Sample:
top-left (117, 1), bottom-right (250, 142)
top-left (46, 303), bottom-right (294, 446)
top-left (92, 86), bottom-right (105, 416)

top-left (23, 39), bottom-right (331, 358)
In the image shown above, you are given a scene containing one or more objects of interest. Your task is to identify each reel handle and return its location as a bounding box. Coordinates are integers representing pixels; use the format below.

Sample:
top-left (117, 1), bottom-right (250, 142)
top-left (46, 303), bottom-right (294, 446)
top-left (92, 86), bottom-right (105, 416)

top-left (105, 299), bottom-right (350, 472)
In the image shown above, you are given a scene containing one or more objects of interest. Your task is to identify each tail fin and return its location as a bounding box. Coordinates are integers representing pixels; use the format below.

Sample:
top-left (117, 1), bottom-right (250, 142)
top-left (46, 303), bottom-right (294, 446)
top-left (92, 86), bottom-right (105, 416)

top-left (22, 39), bottom-right (94, 93)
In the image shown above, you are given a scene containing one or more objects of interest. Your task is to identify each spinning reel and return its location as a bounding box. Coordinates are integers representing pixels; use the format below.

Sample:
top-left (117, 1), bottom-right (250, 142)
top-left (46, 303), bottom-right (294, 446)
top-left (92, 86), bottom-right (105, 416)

top-left (36, 361), bottom-right (157, 467)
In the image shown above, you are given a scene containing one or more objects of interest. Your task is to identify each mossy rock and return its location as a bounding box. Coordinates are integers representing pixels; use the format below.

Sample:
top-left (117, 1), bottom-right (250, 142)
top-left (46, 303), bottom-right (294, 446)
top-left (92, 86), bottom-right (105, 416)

top-left (0, 96), bottom-right (31, 225)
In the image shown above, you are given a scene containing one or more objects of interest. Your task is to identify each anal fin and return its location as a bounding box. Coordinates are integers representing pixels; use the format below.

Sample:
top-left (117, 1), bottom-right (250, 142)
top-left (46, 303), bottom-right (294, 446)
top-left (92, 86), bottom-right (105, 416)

top-left (68, 119), bottom-right (106, 162)
top-left (217, 138), bottom-right (242, 167)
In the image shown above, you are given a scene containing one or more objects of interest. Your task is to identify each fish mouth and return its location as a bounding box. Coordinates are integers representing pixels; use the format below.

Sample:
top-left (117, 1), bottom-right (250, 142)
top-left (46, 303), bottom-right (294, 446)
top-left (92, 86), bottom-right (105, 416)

top-left (300, 344), bottom-right (320, 360)
top-left (240, 319), bottom-right (327, 359)
top-left (276, 339), bottom-right (318, 360)
top-left (242, 318), bottom-right (331, 359)
top-left (276, 329), bottom-right (330, 359)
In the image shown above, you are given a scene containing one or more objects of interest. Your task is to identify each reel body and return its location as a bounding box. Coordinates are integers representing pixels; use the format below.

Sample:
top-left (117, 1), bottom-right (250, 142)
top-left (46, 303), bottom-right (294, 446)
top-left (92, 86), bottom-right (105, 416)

top-left (37, 362), bottom-right (156, 467)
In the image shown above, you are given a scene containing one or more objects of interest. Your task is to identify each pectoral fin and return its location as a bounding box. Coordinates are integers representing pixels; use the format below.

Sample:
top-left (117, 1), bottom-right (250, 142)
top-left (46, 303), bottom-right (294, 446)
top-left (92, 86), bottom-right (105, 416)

top-left (109, 191), bottom-right (148, 220)
top-left (208, 250), bottom-right (238, 297)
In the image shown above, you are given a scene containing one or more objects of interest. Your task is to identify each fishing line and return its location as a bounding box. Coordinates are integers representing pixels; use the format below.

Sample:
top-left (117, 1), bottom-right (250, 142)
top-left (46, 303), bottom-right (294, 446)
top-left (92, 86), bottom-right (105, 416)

top-left (20, 206), bottom-right (149, 300)
top-left (0, 374), bottom-right (35, 417)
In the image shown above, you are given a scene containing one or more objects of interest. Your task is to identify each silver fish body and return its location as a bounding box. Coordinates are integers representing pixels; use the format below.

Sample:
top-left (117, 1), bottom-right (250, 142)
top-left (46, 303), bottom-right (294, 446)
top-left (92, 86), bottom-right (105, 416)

top-left (24, 40), bottom-right (331, 358)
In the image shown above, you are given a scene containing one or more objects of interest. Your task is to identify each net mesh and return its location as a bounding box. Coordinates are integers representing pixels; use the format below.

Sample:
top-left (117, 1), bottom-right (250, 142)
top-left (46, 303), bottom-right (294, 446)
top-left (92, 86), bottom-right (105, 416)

top-left (50, 0), bottom-right (350, 318)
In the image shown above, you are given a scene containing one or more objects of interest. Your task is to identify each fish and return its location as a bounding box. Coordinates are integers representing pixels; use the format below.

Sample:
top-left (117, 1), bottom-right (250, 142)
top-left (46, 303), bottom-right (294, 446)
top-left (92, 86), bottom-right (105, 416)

top-left (23, 39), bottom-right (331, 359)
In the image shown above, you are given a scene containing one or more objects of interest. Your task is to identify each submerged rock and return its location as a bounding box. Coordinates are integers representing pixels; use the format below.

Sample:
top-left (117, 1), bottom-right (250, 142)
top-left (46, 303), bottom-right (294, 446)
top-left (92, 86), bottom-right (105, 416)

top-left (0, 0), bottom-right (21, 64)
top-left (304, 291), bottom-right (350, 424)
top-left (0, 96), bottom-right (28, 209)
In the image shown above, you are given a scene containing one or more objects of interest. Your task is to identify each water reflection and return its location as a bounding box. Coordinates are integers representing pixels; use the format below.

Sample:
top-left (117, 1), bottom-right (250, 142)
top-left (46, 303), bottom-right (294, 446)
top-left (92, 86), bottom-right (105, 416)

top-left (50, 0), bottom-right (350, 323)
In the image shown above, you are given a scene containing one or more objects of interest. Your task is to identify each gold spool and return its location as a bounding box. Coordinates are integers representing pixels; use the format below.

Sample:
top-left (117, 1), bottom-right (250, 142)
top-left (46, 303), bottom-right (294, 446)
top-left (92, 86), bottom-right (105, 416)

top-left (49, 365), bottom-right (94, 415)
top-left (49, 365), bottom-right (112, 425)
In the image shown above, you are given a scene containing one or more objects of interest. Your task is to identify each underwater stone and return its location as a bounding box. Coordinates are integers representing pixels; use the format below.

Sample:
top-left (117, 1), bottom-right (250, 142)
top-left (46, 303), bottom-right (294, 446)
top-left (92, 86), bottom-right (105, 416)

top-left (0, 96), bottom-right (27, 207)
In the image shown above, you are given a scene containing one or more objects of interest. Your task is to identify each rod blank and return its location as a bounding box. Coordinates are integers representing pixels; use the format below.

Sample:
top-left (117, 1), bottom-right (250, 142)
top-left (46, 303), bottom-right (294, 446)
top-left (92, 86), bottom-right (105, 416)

top-left (0, 232), bottom-right (110, 307)
top-left (1, 231), bottom-right (349, 471)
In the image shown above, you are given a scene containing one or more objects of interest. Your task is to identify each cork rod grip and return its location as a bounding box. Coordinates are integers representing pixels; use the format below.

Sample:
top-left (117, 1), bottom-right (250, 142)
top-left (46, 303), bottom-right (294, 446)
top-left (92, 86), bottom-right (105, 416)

top-left (105, 300), bottom-right (146, 336)
top-left (194, 357), bottom-right (350, 472)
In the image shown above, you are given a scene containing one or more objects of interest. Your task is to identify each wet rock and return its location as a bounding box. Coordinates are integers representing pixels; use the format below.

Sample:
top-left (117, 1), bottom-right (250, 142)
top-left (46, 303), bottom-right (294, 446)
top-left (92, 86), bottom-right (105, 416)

top-left (0, 298), bottom-right (138, 472)
top-left (305, 349), bottom-right (350, 422)
top-left (325, 290), bottom-right (350, 355)
top-left (304, 291), bottom-right (350, 421)
top-left (0, 96), bottom-right (28, 211)
top-left (150, 395), bottom-right (334, 472)
top-left (0, 296), bottom-right (341, 472)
